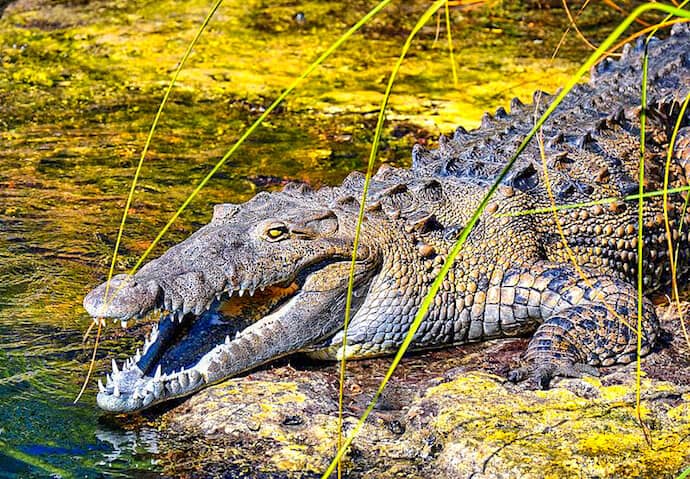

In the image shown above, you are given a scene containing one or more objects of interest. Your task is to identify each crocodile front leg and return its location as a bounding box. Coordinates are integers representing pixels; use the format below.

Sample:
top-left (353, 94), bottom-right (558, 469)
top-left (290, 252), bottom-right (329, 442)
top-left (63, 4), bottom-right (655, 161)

top-left (508, 262), bottom-right (659, 389)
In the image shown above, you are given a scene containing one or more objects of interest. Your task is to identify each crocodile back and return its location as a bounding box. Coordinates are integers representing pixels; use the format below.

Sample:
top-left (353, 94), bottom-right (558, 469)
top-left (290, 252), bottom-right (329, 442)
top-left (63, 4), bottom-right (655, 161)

top-left (411, 24), bottom-right (690, 293)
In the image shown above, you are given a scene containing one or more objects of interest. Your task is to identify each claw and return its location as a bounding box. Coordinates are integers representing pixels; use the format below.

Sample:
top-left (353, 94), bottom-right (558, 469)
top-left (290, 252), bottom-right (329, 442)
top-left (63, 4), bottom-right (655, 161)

top-left (508, 360), bottom-right (599, 389)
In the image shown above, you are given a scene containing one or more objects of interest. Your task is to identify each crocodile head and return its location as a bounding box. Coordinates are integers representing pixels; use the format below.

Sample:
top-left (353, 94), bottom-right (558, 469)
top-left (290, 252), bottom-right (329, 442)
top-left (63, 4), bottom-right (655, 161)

top-left (84, 186), bottom-right (381, 412)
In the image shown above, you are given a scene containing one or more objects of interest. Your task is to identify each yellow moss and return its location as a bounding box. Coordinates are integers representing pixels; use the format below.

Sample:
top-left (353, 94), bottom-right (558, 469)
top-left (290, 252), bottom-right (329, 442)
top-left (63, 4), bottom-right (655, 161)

top-left (271, 444), bottom-right (310, 470)
top-left (580, 431), bottom-right (638, 456)
top-left (419, 374), bottom-right (690, 478)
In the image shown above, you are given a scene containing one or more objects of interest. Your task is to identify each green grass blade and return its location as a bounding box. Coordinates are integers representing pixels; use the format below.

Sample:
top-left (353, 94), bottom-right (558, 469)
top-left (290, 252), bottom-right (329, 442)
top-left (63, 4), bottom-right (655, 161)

top-left (77, 0), bottom-right (224, 404)
top-left (325, 3), bottom-right (690, 476)
top-left (635, 32), bottom-right (650, 441)
top-left (124, 0), bottom-right (395, 279)
top-left (333, 1), bottom-right (448, 475)
top-left (673, 94), bottom-right (690, 262)
top-left (0, 440), bottom-right (73, 478)
top-left (444, 0), bottom-right (458, 88)
top-left (103, 0), bottom-right (224, 305)
top-left (496, 184), bottom-right (690, 217)
top-left (677, 465), bottom-right (690, 479)
top-left (328, 2), bottom-right (448, 475)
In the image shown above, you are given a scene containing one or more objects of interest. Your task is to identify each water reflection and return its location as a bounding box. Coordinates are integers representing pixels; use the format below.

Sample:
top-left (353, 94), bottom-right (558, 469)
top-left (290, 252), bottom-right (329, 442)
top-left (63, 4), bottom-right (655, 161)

top-left (95, 428), bottom-right (159, 469)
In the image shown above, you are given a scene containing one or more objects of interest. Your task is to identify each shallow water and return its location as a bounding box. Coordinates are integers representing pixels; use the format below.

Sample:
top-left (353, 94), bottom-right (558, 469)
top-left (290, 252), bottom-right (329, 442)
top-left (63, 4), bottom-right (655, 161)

top-left (0, 0), bottom-right (663, 476)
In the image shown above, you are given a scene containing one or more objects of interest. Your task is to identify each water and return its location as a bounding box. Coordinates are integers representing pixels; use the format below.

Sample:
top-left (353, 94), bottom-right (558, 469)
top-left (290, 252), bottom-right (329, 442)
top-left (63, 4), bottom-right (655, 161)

top-left (0, 0), bottom-right (658, 476)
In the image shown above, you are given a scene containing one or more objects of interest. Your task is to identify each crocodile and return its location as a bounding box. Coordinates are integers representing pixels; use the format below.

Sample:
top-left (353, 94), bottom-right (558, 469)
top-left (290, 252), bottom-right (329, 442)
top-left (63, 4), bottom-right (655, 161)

top-left (84, 26), bottom-right (690, 413)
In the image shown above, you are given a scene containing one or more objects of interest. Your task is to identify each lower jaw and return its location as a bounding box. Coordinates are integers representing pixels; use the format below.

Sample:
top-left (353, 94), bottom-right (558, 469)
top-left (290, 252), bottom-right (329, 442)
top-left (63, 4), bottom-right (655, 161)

top-left (97, 284), bottom-right (306, 412)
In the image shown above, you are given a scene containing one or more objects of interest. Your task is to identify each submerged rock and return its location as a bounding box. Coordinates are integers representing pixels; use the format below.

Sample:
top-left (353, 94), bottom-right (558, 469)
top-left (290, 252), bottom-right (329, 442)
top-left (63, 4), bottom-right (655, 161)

top-left (157, 306), bottom-right (690, 478)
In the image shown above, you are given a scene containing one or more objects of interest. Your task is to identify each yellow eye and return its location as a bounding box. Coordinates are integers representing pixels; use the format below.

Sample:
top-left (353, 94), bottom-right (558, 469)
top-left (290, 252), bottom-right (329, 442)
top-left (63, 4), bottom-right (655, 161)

top-left (266, 226), bottom-right (288, 240)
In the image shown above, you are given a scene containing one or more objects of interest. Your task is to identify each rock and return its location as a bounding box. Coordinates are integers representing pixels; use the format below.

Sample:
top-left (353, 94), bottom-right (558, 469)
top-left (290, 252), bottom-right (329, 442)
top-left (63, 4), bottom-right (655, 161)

top-left (157, 307), bottom-right (690, 478)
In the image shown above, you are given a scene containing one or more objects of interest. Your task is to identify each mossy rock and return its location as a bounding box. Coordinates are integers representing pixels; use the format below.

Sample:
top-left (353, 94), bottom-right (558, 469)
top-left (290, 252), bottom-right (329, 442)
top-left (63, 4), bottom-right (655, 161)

top-left (157, 306), bottom-right (690, 478)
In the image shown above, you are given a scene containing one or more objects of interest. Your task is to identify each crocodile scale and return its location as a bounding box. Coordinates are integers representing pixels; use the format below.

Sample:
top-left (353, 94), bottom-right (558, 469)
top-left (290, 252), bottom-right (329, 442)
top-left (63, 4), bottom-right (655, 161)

top-left (84, 26), bottom-right (690, 411)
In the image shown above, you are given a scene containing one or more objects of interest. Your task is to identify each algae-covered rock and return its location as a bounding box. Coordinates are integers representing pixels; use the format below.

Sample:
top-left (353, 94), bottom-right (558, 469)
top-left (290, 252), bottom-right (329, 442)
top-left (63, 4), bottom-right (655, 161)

top-left (418, 373), bottom-right (690, 479)
top-left (157, 307), bottom-right (690, 478)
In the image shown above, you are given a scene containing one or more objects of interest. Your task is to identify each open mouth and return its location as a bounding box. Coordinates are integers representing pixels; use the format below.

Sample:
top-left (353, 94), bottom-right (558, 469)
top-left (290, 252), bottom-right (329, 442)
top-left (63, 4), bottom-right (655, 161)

top-left (97, 283), bottom-right (297, 411)
top-left (91, 258), bottom-right (372, 413)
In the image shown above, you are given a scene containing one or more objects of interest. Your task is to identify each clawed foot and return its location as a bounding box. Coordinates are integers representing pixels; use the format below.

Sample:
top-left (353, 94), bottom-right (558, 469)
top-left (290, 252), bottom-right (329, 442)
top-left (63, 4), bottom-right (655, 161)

top-left (508, 360), bottom-right (599, 389)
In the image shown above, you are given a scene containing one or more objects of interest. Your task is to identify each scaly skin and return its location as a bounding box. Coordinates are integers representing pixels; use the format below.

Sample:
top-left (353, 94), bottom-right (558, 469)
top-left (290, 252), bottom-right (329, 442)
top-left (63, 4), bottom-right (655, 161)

top-left (84, 26), bottom-right (690, 412)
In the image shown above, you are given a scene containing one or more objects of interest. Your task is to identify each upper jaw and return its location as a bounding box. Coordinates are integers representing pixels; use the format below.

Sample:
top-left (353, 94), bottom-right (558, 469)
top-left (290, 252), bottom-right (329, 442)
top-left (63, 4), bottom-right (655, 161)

top-left (83, 274), bottom-right (160, 322)
top-left (84, 272), bottom-right (284, 326)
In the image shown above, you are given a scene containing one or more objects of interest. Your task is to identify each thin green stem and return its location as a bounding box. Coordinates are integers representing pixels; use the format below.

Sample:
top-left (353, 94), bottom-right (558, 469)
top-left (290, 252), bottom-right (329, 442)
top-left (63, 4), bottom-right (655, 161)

top-left (677, 465), bottom-right (690, 479)
top-left (635, 35), bottom-right (649, 443)
top-left (79, 0), bottom-right (224, 404)
top-left (444, 0), bottom-right (458, 88)
top-left (496, 184), bottom-right (690, 217)
top-left (0, 440), bottom-right (72, 478)
top-left (327, 2), bottom-right (448, 476)
top-left (664, 93), bottom-right (690, 348)
top-left (335, 0), bottom-right (421, 472)
top-left (124, 0), bottom-right (395, 279)
top-left (103, 0), bottom-right (224, 306)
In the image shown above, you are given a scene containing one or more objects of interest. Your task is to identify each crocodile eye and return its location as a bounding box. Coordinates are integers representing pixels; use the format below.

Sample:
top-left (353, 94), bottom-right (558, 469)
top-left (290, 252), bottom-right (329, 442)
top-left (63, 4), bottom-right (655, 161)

top-left (265, 225), bottom-right (289, 241)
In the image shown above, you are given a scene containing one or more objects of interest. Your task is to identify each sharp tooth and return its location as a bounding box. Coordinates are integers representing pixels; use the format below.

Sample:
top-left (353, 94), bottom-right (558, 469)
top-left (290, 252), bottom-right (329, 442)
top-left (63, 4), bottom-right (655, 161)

top-left (260, 285), bottom-right (265, 292)
top-left (111, 359), bottom-right (120, 375)
top-left (98, 379), bottom-right (106, 393)
top-left (249, 287), bottom-right (255, 296)
top-left (225, 335), bottom-right (231, 345)
top-left (135, 348), bottom-right (141, 361)
top-left (113, 383), bottom-right (120, 397)
top-left (170, 379), bottom-right (181, 395)
top-left (238, 288), bottom-right (245, 297)
top-left (106, 374), bottom-right (113, 387)
top-left (179, 372), bottom-right (189, 389)
top-left (121, 320), bottom-right (128, 329)
top-left (154, 364), bottom-right (162, 380)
